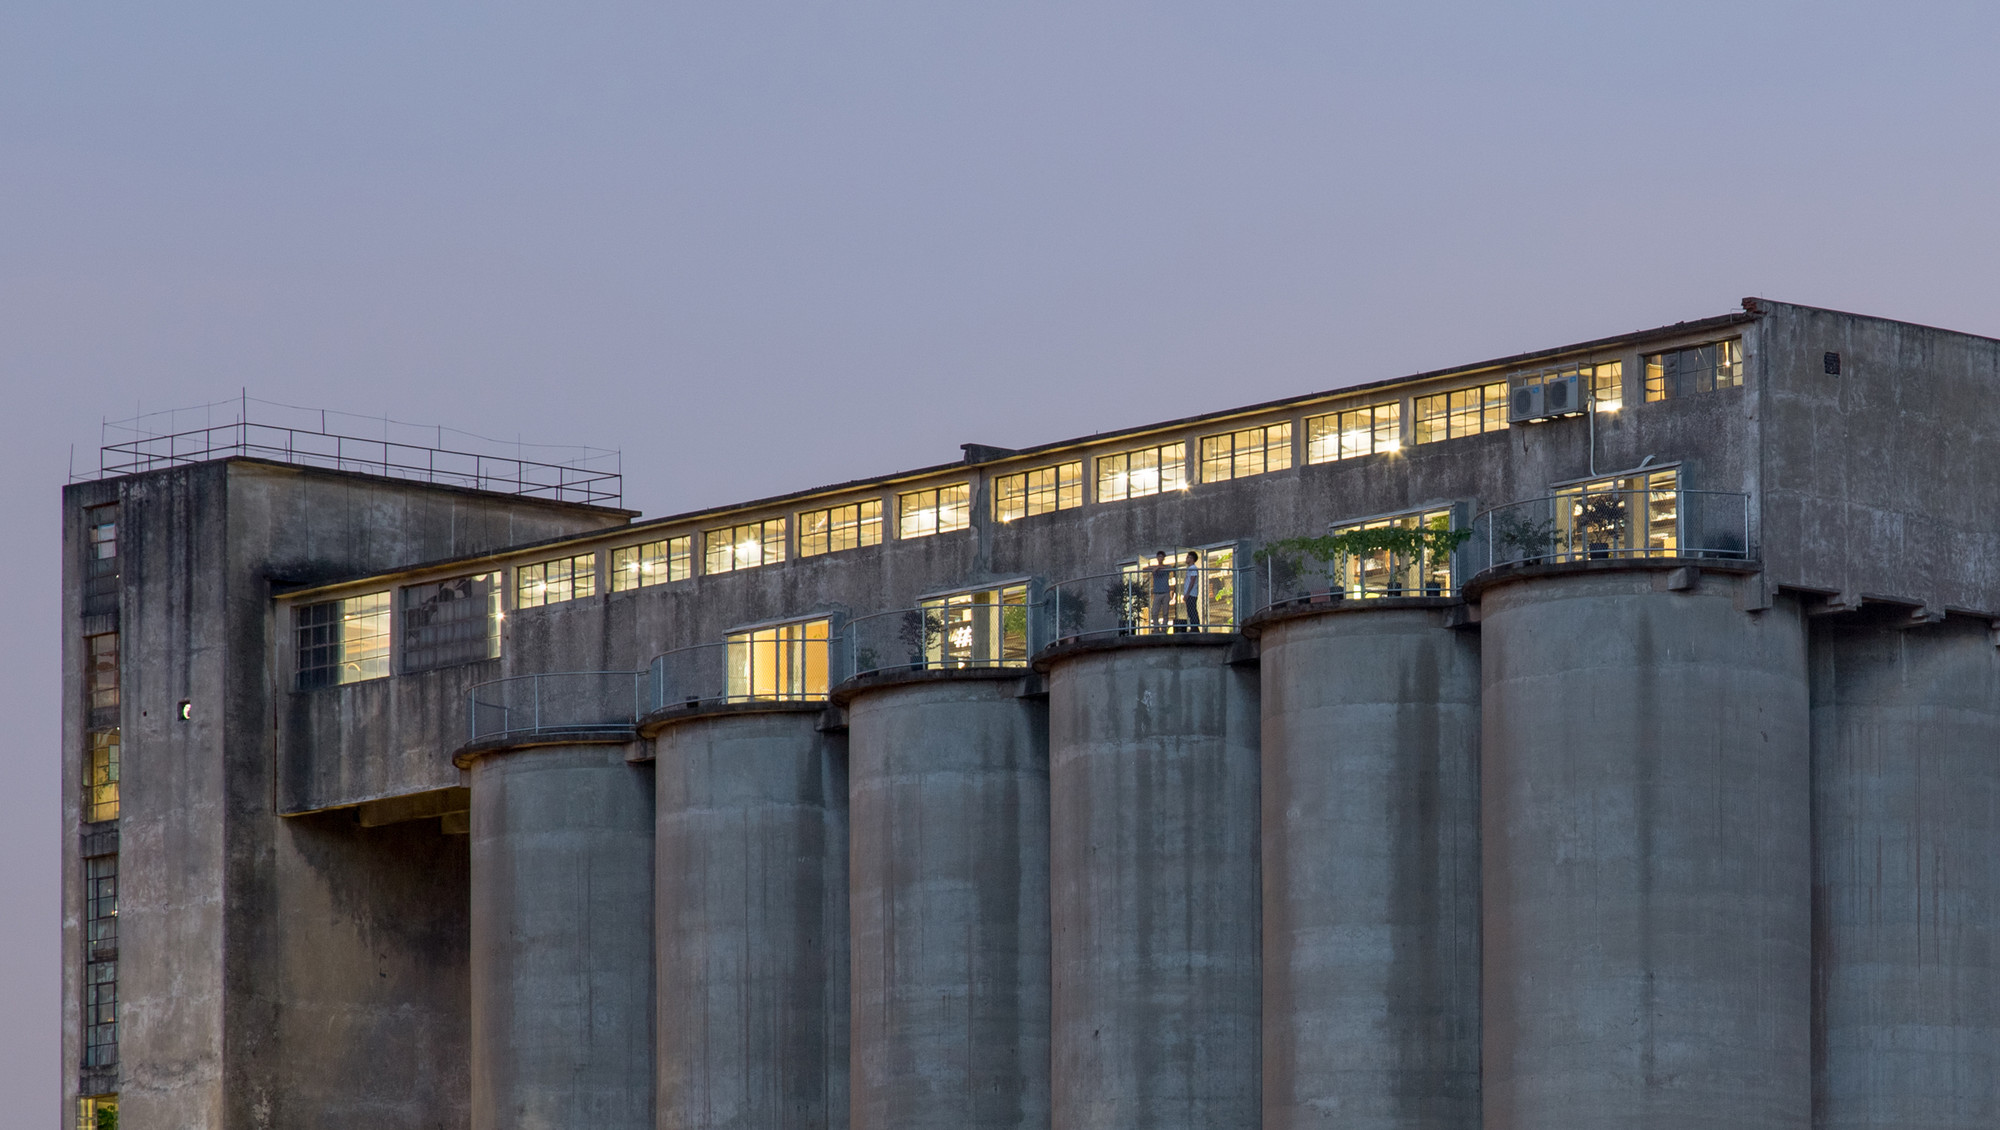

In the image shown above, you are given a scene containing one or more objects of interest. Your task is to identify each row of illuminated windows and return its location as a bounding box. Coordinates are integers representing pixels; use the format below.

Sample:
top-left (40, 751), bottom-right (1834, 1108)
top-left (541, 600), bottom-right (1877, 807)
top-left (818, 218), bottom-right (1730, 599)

top-left (296, 574), bottom-right (503, 690)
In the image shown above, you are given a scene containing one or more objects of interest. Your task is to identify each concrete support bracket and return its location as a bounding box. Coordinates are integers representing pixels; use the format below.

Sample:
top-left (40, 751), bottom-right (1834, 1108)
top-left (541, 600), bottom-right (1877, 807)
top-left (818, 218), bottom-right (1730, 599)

top-left (1662, 566), bottom-right (1699, 592)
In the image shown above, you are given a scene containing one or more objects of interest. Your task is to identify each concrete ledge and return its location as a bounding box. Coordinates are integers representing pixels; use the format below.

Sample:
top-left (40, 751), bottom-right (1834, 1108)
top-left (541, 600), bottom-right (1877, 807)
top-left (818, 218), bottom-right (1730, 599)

top-left (1461, 556), bottom-right (1762, 602)
top-left (636, 698), bottom-right (829, 740)
top-left (1030, 630), bottom-right (1239, 674)
top-left (451, 728), bottom-right (637, 769)
top-left (1242, 594), bottom-right (1463, 637)
top-left (830, 664), bottom-right (1038, 707)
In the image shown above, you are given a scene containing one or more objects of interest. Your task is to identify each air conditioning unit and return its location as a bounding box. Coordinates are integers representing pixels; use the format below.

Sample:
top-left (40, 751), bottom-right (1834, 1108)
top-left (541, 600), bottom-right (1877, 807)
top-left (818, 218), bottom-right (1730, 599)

top-left (1542, 373), bottom-right (1580, 415)
top-left (1508, 372), bottom-right (1583, 422)
top-left (1509, 383), bottom-right (1544, 423)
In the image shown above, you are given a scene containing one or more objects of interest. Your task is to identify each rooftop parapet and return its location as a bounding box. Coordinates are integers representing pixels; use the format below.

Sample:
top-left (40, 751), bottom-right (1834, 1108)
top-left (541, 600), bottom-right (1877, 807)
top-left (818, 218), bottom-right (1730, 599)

top-left (82, 393), bottom-right (623, 506)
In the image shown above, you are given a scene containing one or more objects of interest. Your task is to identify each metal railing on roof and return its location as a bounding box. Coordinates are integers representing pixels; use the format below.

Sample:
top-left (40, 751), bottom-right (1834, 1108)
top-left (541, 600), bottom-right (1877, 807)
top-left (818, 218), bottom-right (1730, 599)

top-left (844, 601), bottom-right (1038, 681)
top-left (1469, 488), bottom-right (1750, 575)
top-left (89, 395), bottom-right (622, 506)
top-left (1043, 565), bottom-right (1244, 644)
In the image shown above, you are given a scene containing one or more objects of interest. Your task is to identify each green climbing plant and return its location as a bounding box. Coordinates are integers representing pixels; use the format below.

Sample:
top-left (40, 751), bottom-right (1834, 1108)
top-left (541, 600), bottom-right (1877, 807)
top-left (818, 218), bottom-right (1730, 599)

top-left (1255, 522), bottom-right (1472, 570)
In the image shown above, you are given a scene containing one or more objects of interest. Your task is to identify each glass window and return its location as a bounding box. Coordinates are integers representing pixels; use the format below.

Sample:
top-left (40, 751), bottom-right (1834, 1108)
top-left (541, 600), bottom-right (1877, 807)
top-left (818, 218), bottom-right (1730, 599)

top-left (726, 618), bottom-right (831, 701)
top-left (897, 484), bottom-right (971, 539)
top-left (704, 520), bottom-right (788, 574)
top-left (1095, 442), bottom-right (1188, 502)
top-left (1306, 404), bottom-right (1401, 463)
top-left (1645, 339), bottom-right (1743, 401)
top-left (799, 501), bottom-right (884, 556)
top-left (1331, 508), bottom-right (1456, 597)
top-left (1555, 468), bottom-right (1680, 557)
top-left (84, 730), bottom-right (119, 824)
top-left (401, 574), bottom-right (501, 671)
top-left (515, 553), bottom-right (597, 607)
top-left (993, 463), bottom-right (1083, 523)
top-left (84, 951), bottom-right (117, 1066)
top-left (1589, 360), bottom-right (1625, 411)
top-left (86, 633), bottom-right (119, 714)
top-left (78, 1094), bottom-right (118, 1130)
top-left (1118, 545), bottom-right (1237, 634)
top-left (612, 536), bottom-right (693, 590)
top-left (85, 854), bottom-right (118, 957)
top-left (83, 504), bottom-right (119, 614)
top-left (917, 585), bottom-right (1032, 667)
top-left (294, 592), bottom-right (392, 690)
top-left (1413, 381), bottom-right (1508, 445)
top-left (1200, 422), bottom-right (1293, 483)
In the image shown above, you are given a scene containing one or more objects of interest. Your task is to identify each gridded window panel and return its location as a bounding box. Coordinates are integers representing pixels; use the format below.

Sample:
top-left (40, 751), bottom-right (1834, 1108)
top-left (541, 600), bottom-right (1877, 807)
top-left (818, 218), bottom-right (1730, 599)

top-left (611, 537), bottom-right (691, 591)
top-left (704, 520), bottom-right (789, 574)
top-left (993, 463), bottom-right (1082, 523)
top-left (515, 554), bottom-right (597, 608)
top-left (401, 574), bottom-right (501, 671)
top-left (78, 1095), bottom-right (118, 1130)
top-left (294, 592), bottom-right (392, 689)
top-left (1590, 360), bottom-right (1625, 411)
top-left (726, 618), bottom-right (831, 700)
top-left (83, 958), bottom-right (117, 1067)
top-left (897, 484), bottom-right (971, 539)
top-left (1306, 404), bottom-right (1401, 463)
top-left (86, 633), bottom-right (119, 714)
top-left (1413, 382), bottom-right (1508, 445)
top-left (85, 855), bottom-right (117, 958)
top-left (919, 584), bottom-right (1033, 666)
top-left (798, 501), bottom-right (884, 556)
top-left (1645, 339), bottom-right (1743, 401)
top-left (1199, 422), bottom-right (1293, 483)
top-left (1333, 508), bottom-right (1457, 597)
top-left (84, 730), bottom-right (119, 824)
top-left (83, 505), bottom-right (119, 614)
top-left (1095, 442), bottom-right (1188, 502)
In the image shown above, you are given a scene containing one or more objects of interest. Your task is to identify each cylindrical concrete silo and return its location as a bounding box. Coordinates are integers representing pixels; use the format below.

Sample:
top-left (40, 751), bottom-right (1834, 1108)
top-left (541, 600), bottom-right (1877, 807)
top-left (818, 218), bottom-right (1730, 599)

top-left (467, 741), bottom-right (656, 1130)
top-left (651, 705), bottom-right (849, 1130)
top-left (1256, 603), bottom-right (1480, 1130)
top-left (1479, 568), bottom-right (1811, 1130)
top-left (842, 670), bottom-right (1051, 1130)
top-left (1810, 616), bottom-right (2000, 1128)
top-left (1044, 639), bottom-right (1261, 1130)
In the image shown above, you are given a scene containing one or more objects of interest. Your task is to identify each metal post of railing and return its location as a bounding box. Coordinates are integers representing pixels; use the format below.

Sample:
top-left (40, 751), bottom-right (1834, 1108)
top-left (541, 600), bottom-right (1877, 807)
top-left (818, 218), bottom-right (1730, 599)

top-left (532, 675), bottom-right (541, 735)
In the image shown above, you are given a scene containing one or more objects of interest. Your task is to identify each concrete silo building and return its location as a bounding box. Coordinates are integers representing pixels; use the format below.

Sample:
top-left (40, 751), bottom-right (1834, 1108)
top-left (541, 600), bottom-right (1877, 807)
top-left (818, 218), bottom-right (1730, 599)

top-left (59, 298), bottom-right (2000, 1130)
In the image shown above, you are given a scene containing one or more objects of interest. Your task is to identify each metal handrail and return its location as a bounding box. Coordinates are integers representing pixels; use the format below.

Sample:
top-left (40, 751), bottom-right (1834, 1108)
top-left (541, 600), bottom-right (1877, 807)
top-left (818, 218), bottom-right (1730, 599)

top-left (1043, 564), bottom-right (1245, 644)
top-left (466, 670), bottom-right (647, 743)
top-left (647, 637), bottom-right (841, 712)
top-left (1470, 488), bottom-right (1751, 575)
top-left (844, 601), bottom-right (1037, 680)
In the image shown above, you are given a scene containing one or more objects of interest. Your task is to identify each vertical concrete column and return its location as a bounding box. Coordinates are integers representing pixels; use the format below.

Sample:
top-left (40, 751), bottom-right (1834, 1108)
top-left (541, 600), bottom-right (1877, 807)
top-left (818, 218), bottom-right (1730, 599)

top-left (845, 674), bottom-right (1051, 1130)
top-left (653, 707), bottom-right (849, 1130)
top-left (1258, 606), bottom-right (1480, 1130)
top-left (1045, 642), bottom-right (1261, 1130)
top-left (1479, 570), bottom-right (1811, 1130)
top-left (468, 741), bottom-right (656, 1130)
top-left (1810, 618), bottom-right (2000, 1128)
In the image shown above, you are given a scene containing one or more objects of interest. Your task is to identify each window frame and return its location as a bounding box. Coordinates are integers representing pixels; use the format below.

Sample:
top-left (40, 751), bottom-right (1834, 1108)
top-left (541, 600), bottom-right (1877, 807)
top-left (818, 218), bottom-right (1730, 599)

top-left (1199, 422), bottom-right (1293, 483)
top-left (83, 729), bottom-right (120, 824)
top-left (896, 483), bottom-right (971, 539)
top-left (724, 616), bottom-right (833, 701)
top-left (1094, 441), bottom-right (1188, 503)
top-left (611, 536), bottom-right (694, 591)
top-left (992, 462), bottom-right (1083, 523)
top-left (1644, 339), bottom-right (1744, 402)
top-left (293, 591), bottom-right (394, 690)
top-left (400, 572), bottom-right (503, 672)
top-left (515, 553), bottom-right (598, 608)
top-left (703, 519), bottom-right (789, 574)
top-left (1413, 381), bottom-right (1509, 445)
top-left (1305, 403), bottom-right (1402, 464)
top-left (798, 500), bottom-right (885, 557)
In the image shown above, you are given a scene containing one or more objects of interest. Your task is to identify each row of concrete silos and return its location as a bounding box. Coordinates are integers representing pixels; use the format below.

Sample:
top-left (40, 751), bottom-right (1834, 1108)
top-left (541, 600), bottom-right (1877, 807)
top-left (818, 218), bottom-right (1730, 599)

top-left (461, 566), bottom-right (2000, 1130)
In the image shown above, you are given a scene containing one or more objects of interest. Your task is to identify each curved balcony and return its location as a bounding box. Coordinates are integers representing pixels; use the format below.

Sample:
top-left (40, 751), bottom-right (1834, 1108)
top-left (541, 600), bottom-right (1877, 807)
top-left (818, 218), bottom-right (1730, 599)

top-left (844, 599), bottom-right (1037, 682)
top-left (466, 671), bottom-right (647, 744)
top-left (647, 634), bottom-right (842, 714)
top-left (1468, 488), bottom-right (1750, 576)
top-left (1044, 564), bottom-right (1244, 645)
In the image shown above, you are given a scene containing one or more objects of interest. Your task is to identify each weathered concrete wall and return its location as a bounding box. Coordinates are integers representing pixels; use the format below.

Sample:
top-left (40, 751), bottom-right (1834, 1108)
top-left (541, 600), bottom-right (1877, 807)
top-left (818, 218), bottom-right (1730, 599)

top-left (1758, 300), bottom-right (2000, 615)
top-left (1810, 616), bottom-right (2000, 1128)
top-left (1257, 605), bottom-right (1480, 1130)
top-left (1045, 642), bottom-right (1261, 1130)
top-left (652, 709), bottom-right (849, 1130)
top-left (279, 657), bottom-right (493, 812)
top-left (1479, 569), bottom-right (1812, 1130)
top-left (845, 676), bottom-right (1051, 1130)
top-left (468, 742), bottom-right (655, 1130)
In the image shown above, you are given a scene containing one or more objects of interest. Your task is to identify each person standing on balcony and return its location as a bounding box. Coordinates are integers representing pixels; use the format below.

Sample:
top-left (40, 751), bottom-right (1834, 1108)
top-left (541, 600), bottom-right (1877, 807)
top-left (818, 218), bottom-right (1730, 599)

top-left (1147, 551), bottom-right (1173, 633)
top-left (1181, 550), bottom-right (1203, 631)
